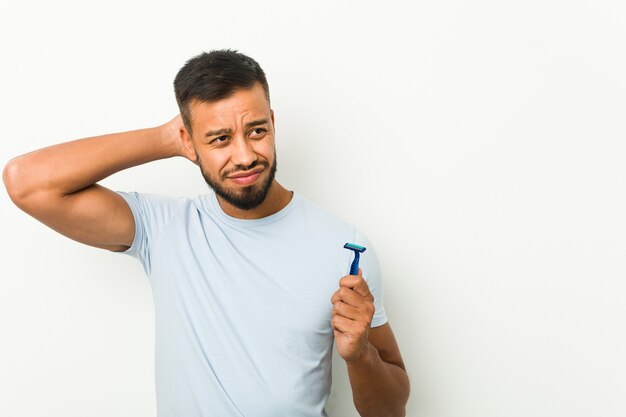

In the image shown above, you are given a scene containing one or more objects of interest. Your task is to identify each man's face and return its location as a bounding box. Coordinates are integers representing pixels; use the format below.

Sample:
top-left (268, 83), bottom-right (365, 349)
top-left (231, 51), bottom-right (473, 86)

top-left (183, 83), bottom-right (277, 211)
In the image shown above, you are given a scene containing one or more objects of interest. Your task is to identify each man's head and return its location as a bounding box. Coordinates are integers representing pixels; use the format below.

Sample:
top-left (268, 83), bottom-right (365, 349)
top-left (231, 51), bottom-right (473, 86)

top-left (174, 49), bottom-right (270, 135)
top-left (174, 50), bottom-right (276, 212)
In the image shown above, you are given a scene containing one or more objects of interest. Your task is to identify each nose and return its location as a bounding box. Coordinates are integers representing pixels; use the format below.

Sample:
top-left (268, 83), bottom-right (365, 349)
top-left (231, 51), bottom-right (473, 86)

top-left (230, 136), bottom-right (257, 168)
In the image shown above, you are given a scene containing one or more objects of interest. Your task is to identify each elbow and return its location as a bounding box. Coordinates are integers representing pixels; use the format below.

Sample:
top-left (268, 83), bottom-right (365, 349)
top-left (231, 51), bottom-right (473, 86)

top-left (383, 371), bottom-right (409, 417)
top-left (386, 403), bottom-right (408, 417)
top-left (4, 158), bottom-right (22, 202)
top-left (3, 157), bottom-right (33, 209)
top-left (388, 403), bottom-right (408, 417)
top-left (394, 408), bottom-right (407, 417)
top-left (358, 406), bottom-right (407, 417)
top-left (389, 376), bottom-right (410, 417)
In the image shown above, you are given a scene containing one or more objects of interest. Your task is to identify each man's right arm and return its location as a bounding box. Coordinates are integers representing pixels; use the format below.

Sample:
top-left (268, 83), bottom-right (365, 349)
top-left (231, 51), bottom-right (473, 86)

top-left (2, 116), bottom-right (189, 252)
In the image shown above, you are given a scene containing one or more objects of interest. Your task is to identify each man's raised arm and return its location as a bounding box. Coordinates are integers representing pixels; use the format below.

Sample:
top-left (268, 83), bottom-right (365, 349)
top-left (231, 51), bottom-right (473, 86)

top-left (3, 116), bottom-right (189, 252)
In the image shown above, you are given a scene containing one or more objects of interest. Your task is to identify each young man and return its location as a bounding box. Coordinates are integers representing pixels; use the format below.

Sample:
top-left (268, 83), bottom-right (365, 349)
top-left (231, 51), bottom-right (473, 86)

top-left (3, 50), bottom-right (409, 417)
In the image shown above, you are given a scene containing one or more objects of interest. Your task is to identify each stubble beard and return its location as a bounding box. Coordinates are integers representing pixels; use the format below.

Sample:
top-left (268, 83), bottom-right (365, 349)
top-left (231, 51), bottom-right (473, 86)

top-left (198, 153), bottom-right (277, 211)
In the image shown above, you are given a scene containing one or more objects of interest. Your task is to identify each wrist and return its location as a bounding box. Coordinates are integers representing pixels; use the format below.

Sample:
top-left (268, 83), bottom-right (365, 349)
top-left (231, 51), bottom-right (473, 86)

top-left (345, 340), bottom-right (378, 367)
top-left (157, 119), bottom-right (185, 158)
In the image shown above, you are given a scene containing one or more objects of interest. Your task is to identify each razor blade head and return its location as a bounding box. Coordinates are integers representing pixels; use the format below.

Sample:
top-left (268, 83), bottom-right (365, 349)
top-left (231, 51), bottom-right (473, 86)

top-left (344, 243), bottom-right (366, 253)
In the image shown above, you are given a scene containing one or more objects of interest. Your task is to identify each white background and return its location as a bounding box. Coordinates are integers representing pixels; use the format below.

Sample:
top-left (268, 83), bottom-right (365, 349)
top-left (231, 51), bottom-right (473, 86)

top-left (1, 1), bottom-right (625, 416)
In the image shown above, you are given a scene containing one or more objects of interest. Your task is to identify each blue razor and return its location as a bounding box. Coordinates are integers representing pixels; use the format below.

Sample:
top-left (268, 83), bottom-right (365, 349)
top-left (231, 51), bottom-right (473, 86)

top-left (344, 243), bottom-right (367, 275)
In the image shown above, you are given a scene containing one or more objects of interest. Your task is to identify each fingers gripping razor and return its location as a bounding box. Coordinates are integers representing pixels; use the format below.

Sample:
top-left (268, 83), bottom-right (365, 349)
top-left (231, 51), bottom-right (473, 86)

top-left (343, 243), bottom-right (367, 275)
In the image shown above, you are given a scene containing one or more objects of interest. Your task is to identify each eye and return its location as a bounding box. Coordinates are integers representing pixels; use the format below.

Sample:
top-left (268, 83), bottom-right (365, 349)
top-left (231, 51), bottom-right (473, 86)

top-left (210, 135), bottom-right (230, 144)
top-left (250, 128), bottom-right (267, 139)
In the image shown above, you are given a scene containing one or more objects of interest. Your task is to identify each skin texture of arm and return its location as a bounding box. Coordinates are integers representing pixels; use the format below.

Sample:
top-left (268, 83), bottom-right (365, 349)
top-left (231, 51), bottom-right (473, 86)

top-left (347, 323), bottom-right (410, 417)
top-left (331, 271), bottom-right (410, 417)
top-left (2, 116), bottom-right (186, 251)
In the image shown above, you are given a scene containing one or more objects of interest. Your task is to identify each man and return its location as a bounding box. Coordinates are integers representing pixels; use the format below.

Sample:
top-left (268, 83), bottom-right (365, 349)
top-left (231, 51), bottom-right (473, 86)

top-left (3, 50), bottom-right (409, 417)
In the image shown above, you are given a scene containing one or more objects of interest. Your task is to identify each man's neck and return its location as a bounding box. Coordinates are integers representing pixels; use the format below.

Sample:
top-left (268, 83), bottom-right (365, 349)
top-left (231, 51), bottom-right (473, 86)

top-left (216, 181), bottom-right (293, 219)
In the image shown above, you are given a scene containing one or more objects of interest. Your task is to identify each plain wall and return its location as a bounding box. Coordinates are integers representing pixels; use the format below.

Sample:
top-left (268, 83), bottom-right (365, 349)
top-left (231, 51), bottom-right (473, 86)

top-left (1, 1), bottom-right (625, 416)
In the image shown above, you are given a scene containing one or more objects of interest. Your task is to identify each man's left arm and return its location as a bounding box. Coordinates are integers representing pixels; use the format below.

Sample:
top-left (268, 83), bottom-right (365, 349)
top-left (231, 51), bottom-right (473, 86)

top-left (331, 271), bottom-right (410, 417)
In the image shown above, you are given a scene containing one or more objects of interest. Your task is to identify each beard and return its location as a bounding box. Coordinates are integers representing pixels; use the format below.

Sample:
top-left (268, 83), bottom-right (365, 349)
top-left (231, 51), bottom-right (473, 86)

top-left (198, 153), bottom-right (277, 211)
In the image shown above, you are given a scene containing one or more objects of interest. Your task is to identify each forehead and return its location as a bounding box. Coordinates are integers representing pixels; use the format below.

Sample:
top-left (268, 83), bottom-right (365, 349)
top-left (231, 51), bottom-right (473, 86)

top-left (189, 84), bottom-right (270, 132)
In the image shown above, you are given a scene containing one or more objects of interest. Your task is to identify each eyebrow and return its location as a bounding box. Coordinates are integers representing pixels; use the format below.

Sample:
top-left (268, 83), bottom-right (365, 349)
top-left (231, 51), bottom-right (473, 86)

top-left (204, 118), bottom-right (270, 138)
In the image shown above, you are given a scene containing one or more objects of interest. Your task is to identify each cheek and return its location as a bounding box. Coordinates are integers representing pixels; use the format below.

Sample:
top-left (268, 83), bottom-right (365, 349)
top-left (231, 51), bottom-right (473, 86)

top-left (199, 153), bottom-right (229, 176)
top-left (255, 140), bottom-right (275, 161)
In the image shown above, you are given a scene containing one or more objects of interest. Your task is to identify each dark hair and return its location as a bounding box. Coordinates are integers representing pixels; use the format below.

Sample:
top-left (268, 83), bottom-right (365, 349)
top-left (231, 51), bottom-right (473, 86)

top-left (174, 49), bottom-right (270, 133)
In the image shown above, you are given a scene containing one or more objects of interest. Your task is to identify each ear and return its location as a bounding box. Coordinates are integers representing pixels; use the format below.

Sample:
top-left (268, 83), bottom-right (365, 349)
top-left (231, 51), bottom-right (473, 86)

top-left (180, 124), bottom-right (198, 163)
top-left (270, 109), bottom-right (275, 128)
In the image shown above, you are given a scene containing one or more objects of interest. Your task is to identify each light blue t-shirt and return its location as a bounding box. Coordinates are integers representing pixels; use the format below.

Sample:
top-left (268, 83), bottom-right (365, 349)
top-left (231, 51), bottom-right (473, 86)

top-left (118, 191), bottom-right (387, 417)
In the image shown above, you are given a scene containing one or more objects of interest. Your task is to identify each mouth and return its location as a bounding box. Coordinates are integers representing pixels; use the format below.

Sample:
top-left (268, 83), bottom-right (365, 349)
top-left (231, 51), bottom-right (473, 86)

top-left (226, 167), bottom-right (265, 186)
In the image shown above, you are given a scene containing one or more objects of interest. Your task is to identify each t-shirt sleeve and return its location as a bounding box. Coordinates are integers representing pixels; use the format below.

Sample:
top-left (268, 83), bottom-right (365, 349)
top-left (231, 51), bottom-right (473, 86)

top-left (116, 191), bottom-right (179, 275)
top-left (353, 229), bottom-right (388, 328)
